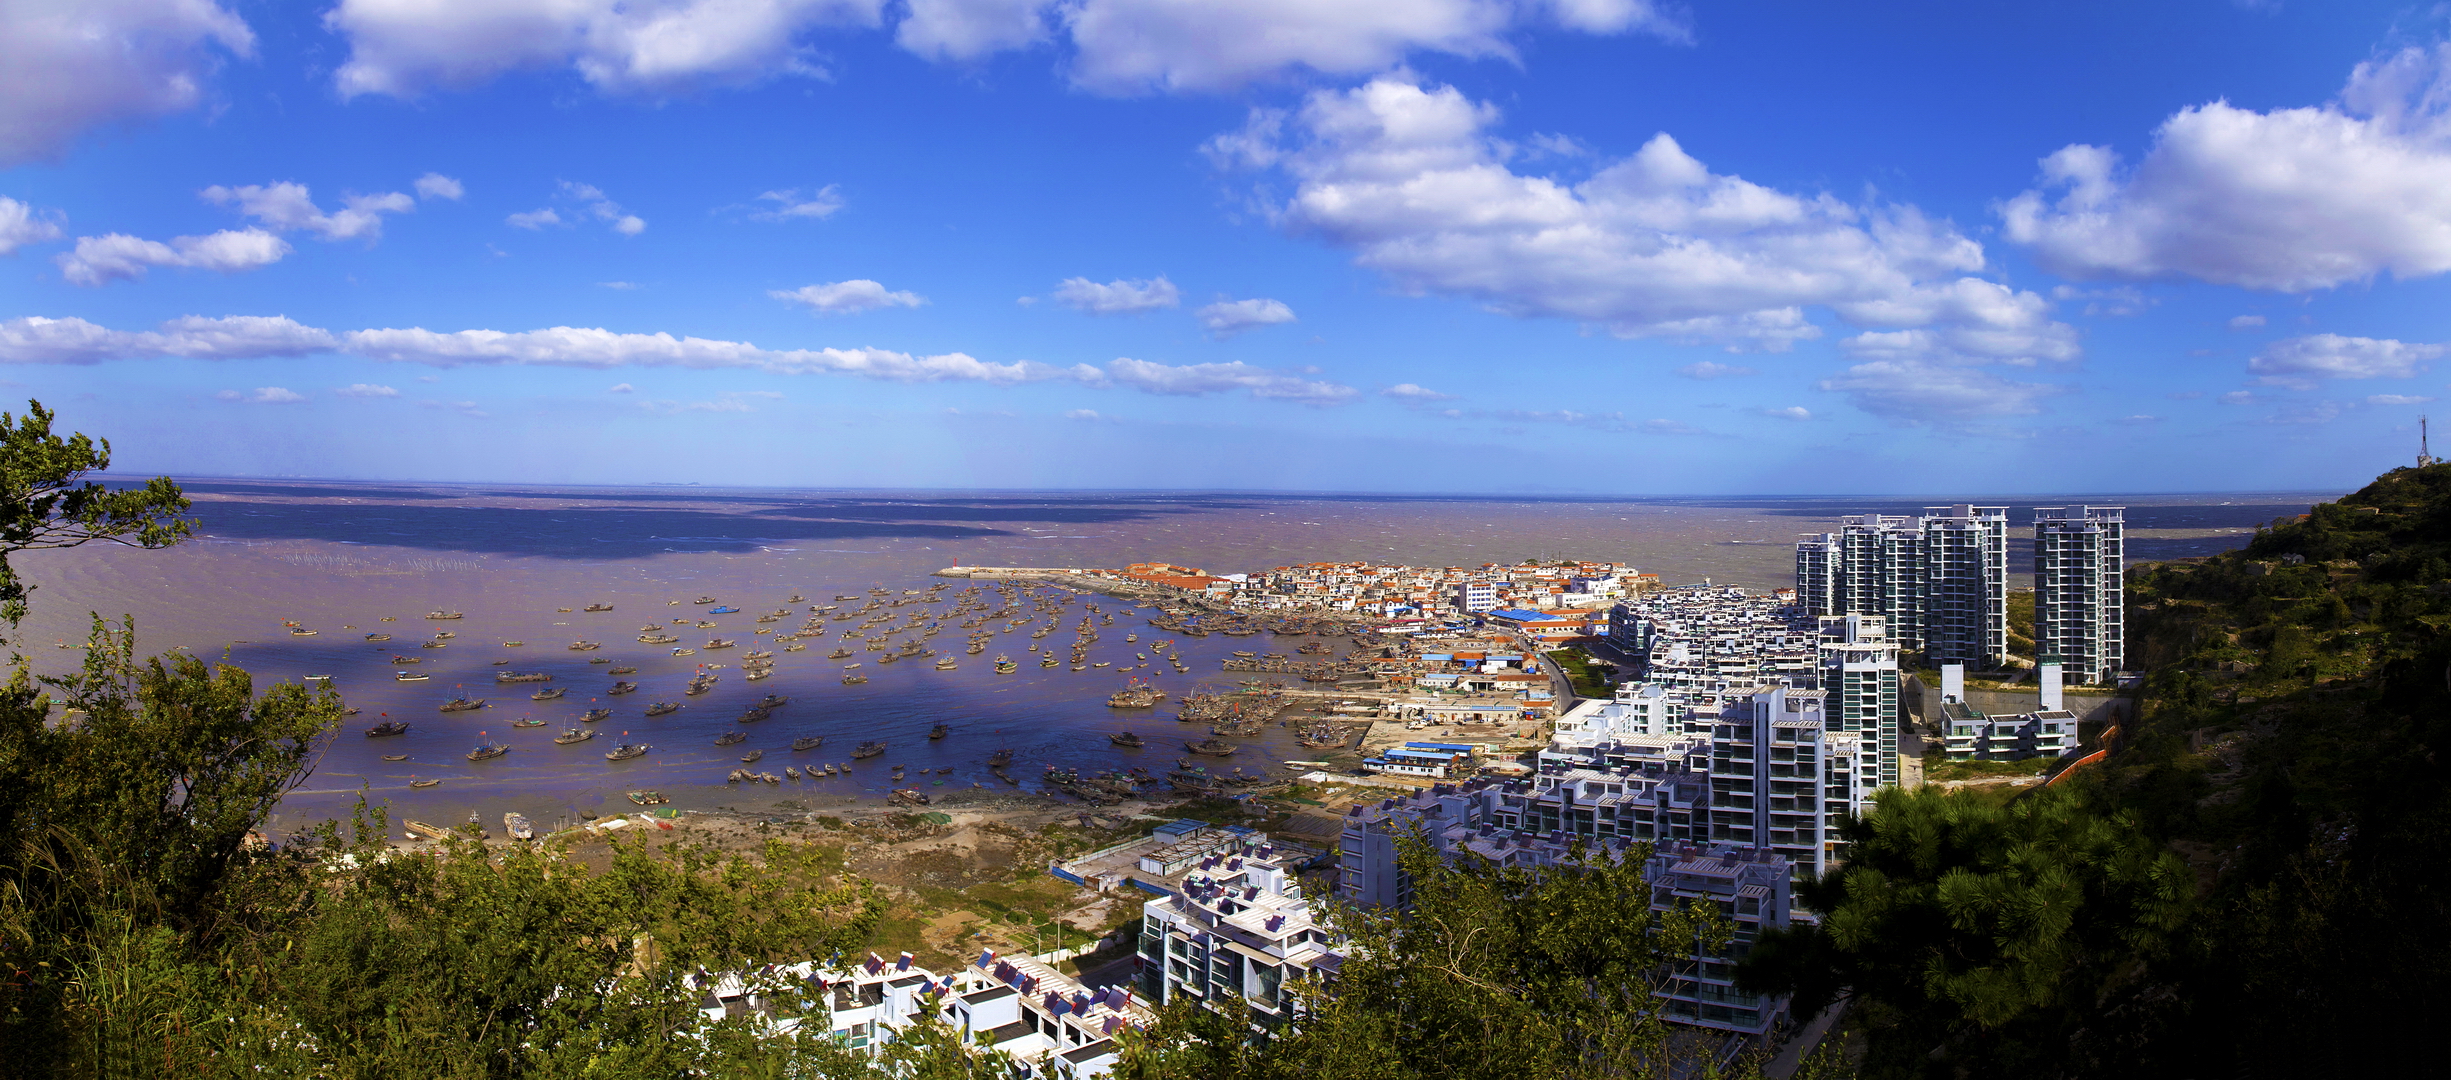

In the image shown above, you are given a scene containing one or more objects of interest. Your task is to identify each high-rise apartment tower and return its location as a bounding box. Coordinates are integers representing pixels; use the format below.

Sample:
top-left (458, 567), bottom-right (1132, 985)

top-left (1796, 505), bottom-right (2006, 668)
top-left (2033, 506), bottom-right (2124, 684)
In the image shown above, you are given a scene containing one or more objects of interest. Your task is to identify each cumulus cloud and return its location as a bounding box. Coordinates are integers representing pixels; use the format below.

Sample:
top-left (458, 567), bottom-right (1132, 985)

top-left (897, 0), bottom-right (1048, 60)
top-left (1053, 276), bottom-right (1180, 314)
top-left (1195, 297), bottom-right (1296, 339)
top-left (54, 230), bottom-right (291, 285)
top-left (0, 0), bottom-right (256, 166)
top-left (1216, 76), bottom-right (2073, 371)
top-left (749, 185), bottom-right (845, 220)
top-left (507, 208), bottom-right (561, 230)
top-left (1380, 382), bottom-right (1455, 401)
top-left (2248, 334), bottom-right (2440, 388)
top-left (2003, 45), bottom-right (2451, 291)
top-left (0, 314), bottom-right (336, 362)
top-left (414, 173), bottom-right (465, 200)
top-left (608, 382), bottom-right (633, 393)
top-left (0, 197), bottom-right (65, 255)
top-left (334, 383), bottom-right (399, 397)
top-left (2228, 314), bottom-right (2266, 330)
top-left (1761, 405), bottom-right (1811, 420)
top-left (201, 181), bottom-right (415, 241)
top-left (1677, 361), bottom-right (1754, 379)
top-left (325, 0), bottom-right (883, 97)
top-left (510, 182), bottom-right (642, 234)
top-left (1063, 408), bottom-right (1102, 420)
top-left (1096, 358), bottom-right (1354, 403)
top-left (770, 279), bottom-right (925, 314)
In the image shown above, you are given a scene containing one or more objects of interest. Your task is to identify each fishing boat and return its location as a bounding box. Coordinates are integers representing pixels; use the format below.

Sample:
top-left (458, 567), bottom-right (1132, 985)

top-left (744, 668), bottom-right (772, 682)
top-left (467, 741), bottom-right (509, 761)
top-left (503, 812), bottom-right (536, 840)
top-left (792, 736), bottom-right (824, 751)
top-left (889, 788), bottom-right (931, 807)
top-left (709, 605), bottom-right (740, 614)
top-left (439, 698), bottom-right (485, 712)
top-left (391, 655), bottom-right (421, 664)
top-left (743, 649), bottom-right (774, 660)
top-left (607, 681), bottom-right (639, 695)
top-left (421, 640), bottom-right (448, 649)
top-left (366, 720), bottom-right (410, 737)
top-left (714, 731), bottom-right (747, 746)
top-left (584, 603), bottom-right (614, 612)
top-left (512, 717), bottom-right (547, 728)
top-left (1108, 731), bottom-right (1144, 748)
top-left (756, 694), bottom-right (789, 709)
top-left (578, 708), bottom-right (611, 723)
top-left (645, 701), bottom-right (680, 717)
top-left (842, 673), bottom-right (869, 685)
top-left (382, 754), bottom-right (408, 761)
top-left (694, 597), bottom-right (719, 605)
top-left (638, 633), bottom-right (680, 644)
top-left (425, 611), bottom-right (463, 620)
top-left (852, 741), bottom-right (885, 759)
top-left (934, 657), bottom-right (958, 670)
top-left (672, 647), bottom-right (698, 657)
top-left (626, 790), bottom-right (669, 806)
top-left (986, 749), bottom-right (1013, 768)
top-left (531, 687), bottom-right (567, 701)
top-left (554, 727), bottom-right (596, 744)
top-left (929, 723), bottom-right (949, 740)
top-left (402, 819), bottom-right (453, 842)
top-left (495, 671), bottom-right (550, 683)
top-left (705, 639), bottom-right (734, 650)
top-left (738, 707), bottom-right (771, 724)
top-left (568, 640), bottom-right (601, 651)
top-left (396, 671), bottom-right (429, 682)
top-left (608, 665), bottom-right (638, 675)
top-left (829, 648), bottom-right (853, 659)
top-left (365, 633), bottom-right (392, 641)
top-left (740, 749), bottom-right (764, 764)
top-left (994, 654), bottom-right (1017, 673)
top-left (1185, 738), bottom-right (1237, 756)
top-left (605, 743), bottom-right (651, 762)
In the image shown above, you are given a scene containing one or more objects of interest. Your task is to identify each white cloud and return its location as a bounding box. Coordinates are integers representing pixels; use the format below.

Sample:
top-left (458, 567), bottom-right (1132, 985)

top-left (0, 197), bottom-right (65, 255)
top-left (2219, 390), bottom-right (2256, 405)
top-left (6, 313), bottom-right (1357, 404)
top-left (2119, 414), bottom-right (2159, 424)
top-left (414, 173), bottom-right (465, 200)
top-left (1761, 405), bottom-right (1811, 420)
top-left (333, 382), bottom-right (399, 397)
top-left (326, 0), bottom-right (883, 98)
top-left (509, 183), bottom-right (642, 234)
top-left (1815, 359), bottom-right (2067, 419)
top-left (1096, 358), bottom-right (1354, 403)
top-left (1380, 382), bottom-right (1455, 401)
top-left (1217, 76), bottom-right (2072, 372)
top-left (1063, 408), bottom-right (1102, 420)
top-left (1677, 361), bottom-right (1754, 379)
top-left (54, 230), bottom-right (291, 286)
top-left (1053, 276), bottom-right (1180, 314)
top-left (608, 382), bottom-right (634, 393)
top-left (600, 280), bottom-right (639, 290)
top-left (2367, 394), bottom-right (2435, 405)
top-left (0, 0), bottom-right (255, 166)
top-left (613, 214), bottom-right (646, 235)
top-left (2248, 334), bottom-right (2440, 388)
top-left (2050, 284), bottom-right (2151, 317)
top-left (248, 386), bottom-right (304, 403)
top-left (2003, 45), bottom-right (2451, 291)
top-left (2228, 314), bottom-right (2266, 330)
top-left (770, 279), bottom-right (925, 314)
top-left (897, 0), bottom-right (1047, 60)
top-left (1195, 297), bottom-right (1296, 339)
top-left (0, 314), bottom-right (336, 362)
top-left (201, 181), bottom-right (415, 241)
top-left (750, 185), bottom-right (845, 221)
top-left (416, 398), bottom-right (488, 418)
top-left (507, 208), bottom-right (561, 229)
top-left (1061, 0), bottom-right (1683, 94)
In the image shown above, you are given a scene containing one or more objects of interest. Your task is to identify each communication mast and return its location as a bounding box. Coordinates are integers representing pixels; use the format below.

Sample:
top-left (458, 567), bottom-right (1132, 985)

top-left (2423, 416), bottom-right (2440, 468)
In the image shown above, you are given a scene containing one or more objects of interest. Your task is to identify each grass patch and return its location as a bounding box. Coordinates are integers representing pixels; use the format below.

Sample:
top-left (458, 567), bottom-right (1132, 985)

top-left (1545, 648), bottom-right (1613, 697)
top-left (1926, 758), bottom-right (2050, 783)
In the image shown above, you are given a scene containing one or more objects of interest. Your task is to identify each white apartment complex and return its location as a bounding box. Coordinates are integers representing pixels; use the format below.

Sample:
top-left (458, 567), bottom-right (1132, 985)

top-left (1796, 505), bottom-right (2007, 669)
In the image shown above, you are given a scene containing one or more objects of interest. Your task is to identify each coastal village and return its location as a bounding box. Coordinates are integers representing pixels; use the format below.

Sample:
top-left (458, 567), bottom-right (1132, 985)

top-left (352, 512), bottom-right (2119, 1077)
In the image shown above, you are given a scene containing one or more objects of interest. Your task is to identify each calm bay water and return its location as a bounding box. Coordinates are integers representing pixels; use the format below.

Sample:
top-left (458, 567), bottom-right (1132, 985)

top-left (14, 480), bottom-right (2324, 836)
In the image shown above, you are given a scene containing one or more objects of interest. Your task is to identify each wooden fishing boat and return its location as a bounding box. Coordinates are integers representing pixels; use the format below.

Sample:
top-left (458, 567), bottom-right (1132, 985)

top-left (1108, 731), bottom-right (1144, 748)
top-left (740, 749), bottom-right (764, 763)
top-left (366, 720), bottom-right (410, 737)
top-left (644, 701), bottom-right (680, 717)
top-left (440, 698), bottom-right (485, 712)
top-left (531, 687), bottom-right (567, 701)
top-left (738, 707), bottom-right (771, 724)
top-left (466, 742), bottom-right (509, 761)
top-left (511, 717), bottom-right (547, 728)
top-left (604, 743), bottom-right (650, 762)
top-left (365, 632), bottom-right (392, 641)
top-left (626, 790), bottom-right (668, 806)
top-left (403, 819), bottom-right (451, 839)
top-left (382, 754), bottom-right (408, 761)
top-left (1185, 738), bottom-right (1237, 756)
top-left (852, 741), bottom-right (885, 759)
top-left (607, 681), bottom-right (638, 695)
top-left (554, 727), bottom-right (596, 745)
top-left (584, 603), bottom-right (614, 612)
top-left (425, 611), bottom-right (463, 620)
top-left (928, 723), bottom-right (949, 740)
top-left (756, 694), bottom-right (788, 710)
top-left (608, 665), bottom-right (638, 674)
top-left (714, 731), bottom-right (747, 746)
top-left (792, 736), bottom-right (824, 751)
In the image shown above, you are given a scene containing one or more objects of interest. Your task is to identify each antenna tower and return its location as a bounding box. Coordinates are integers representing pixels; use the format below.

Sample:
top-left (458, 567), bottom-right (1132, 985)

top-left (2424, 416), bottom-right (2440, 469)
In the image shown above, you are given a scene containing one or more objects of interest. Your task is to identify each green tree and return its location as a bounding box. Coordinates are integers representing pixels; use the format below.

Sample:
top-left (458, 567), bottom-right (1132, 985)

top-left (1737, 786), bottom-right (2190, 1078)
top-left (0, 400), bottom-right (193, 637)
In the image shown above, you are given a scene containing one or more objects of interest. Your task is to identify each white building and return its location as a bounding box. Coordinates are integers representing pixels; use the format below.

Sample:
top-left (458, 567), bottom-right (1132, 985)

top-left (1138, 840), bottom-right (1336, 1039)
top-left (1818, 614), bottom-right (1902, 792)
top-left (1938, 702), bottom-right (2078, 760)
top-left (1454, 580), bottom-right (1498, 613)
top-left (2034, 506), bottom-right (2125, 684)
top-left (1797, 506), bottom-right (2007, 669)
top-left (1645, 842), bottom-right (1794, 1035)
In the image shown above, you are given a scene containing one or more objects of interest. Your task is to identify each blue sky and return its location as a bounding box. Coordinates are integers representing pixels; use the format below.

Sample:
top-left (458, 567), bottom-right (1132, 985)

top-left (1, 0), bottom-right (2446, 493)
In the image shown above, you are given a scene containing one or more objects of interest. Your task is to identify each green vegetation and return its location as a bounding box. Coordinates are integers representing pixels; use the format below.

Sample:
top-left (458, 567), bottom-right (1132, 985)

top-left (1918, 757), bottom-right (2047, 783)
top-left (2004, 587), bottom-right (2035, 658)
top-left (1545, 647), bottom-right (1613, 696)
top-left (1742, 462), bottom-right (2451, 1077)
